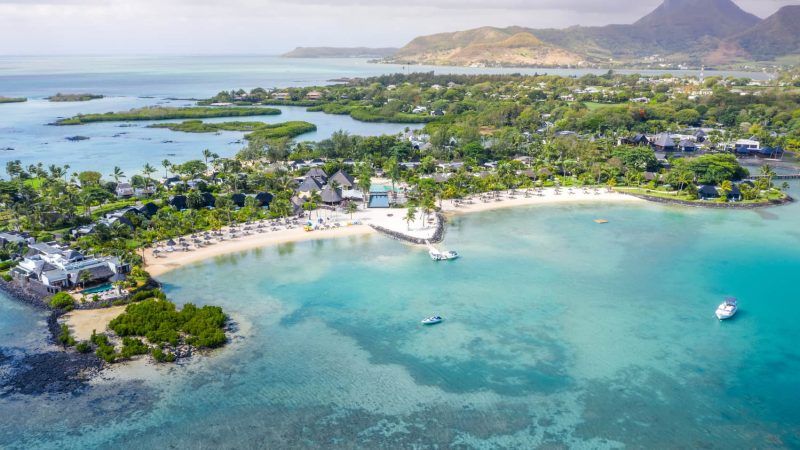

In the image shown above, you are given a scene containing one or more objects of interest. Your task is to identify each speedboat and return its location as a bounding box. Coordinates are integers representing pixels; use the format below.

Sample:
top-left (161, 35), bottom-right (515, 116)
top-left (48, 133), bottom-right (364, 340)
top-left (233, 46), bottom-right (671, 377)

top-left (421, 316), bottom-right (443, 325)
top-left (716, 297), bottom-right (738, 320)
top-left (429, 249), bottom-right (459, 261)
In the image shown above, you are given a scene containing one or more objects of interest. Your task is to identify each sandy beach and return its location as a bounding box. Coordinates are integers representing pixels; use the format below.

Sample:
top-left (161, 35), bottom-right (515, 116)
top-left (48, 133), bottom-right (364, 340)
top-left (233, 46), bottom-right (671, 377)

top-left (144, 223), bottom-right (377, 277)
top-left (62, 305), bottom-right (127, 341)
top-left (64, 188), bottom-right (642, 335)
top-left (439, 188), bottom-right (643, 215)
top-left (146, 187), bottom-right (643, 278)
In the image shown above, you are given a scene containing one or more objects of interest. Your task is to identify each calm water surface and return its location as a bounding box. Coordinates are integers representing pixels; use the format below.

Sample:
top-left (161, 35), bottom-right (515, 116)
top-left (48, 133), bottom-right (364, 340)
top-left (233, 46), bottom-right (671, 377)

top-left (2, 188), bottom-right (799, 448)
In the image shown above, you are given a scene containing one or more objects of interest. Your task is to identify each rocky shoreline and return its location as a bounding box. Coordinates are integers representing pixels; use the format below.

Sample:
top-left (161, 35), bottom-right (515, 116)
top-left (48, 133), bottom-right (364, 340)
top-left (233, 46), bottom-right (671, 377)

top-left (0, 284), bottom-right (105, 396)
top-left (620, 191), bottom-right (794, 209)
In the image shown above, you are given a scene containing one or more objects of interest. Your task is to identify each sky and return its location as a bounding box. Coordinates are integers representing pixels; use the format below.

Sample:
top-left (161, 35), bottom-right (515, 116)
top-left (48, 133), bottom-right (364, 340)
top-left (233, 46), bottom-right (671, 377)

top-left (0, 0), bottom-right (795, 55)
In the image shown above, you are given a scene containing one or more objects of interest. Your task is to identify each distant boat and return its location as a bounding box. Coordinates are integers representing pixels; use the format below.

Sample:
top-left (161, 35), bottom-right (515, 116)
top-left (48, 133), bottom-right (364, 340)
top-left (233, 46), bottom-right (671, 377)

top-left (429, 249), bottom-right (459, 261)
top-left (716, 297), bottom-right (738, 320)
top-left (421, 316), bottom-right (443, 325)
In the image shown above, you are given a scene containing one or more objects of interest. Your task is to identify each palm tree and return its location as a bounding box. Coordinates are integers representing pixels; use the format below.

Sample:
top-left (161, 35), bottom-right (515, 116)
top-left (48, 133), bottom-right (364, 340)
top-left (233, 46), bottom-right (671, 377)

top-left (162, 159), bottom-right (172, 179)
top-left (760, 164), bottom-right (776, 189)
top-left (345, 201), bottom-right (358, 220)
top-left (404, 206), bottom-right (417, 231)
top-left (203, 149), bottom-right (213, 166)
top-left (110, 166), bottom-right (125, 183)
top-left (310, 190), bottom-right (323, 220)
top-left (142, 163), bottom-right (156, 190)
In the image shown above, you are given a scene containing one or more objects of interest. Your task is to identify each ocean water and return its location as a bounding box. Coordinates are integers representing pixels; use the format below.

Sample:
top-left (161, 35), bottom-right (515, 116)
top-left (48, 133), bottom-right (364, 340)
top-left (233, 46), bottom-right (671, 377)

top-left (0, 55), bottom-right (770, 176)
top-left (2, 188), bottom-right (799, 448)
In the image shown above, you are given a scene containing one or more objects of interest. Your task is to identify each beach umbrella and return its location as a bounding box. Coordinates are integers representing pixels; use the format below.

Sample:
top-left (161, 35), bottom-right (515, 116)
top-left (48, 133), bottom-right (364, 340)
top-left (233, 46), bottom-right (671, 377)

top-left (166, 239), bottom-right (177, 246)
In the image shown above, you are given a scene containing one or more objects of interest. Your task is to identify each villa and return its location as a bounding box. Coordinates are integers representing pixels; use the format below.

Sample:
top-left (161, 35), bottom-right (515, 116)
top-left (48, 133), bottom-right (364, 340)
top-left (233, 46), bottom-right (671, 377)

top-left (306, 91), bottom-right (323, 100)
top-left (11, 242), bottom-right (129, 295)
top-left (115, 182), bottom-right (135, 198)
top-left (652, 133), bottom-right (677, 152)
top-left (0, 231), bottom-right (35, 248)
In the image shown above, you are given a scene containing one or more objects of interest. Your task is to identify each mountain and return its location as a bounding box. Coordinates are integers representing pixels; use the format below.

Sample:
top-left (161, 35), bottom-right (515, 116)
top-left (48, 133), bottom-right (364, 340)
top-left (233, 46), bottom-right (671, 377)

top-left (282, 47), bottom-right (398, 58)
top-left (634, 0), bottom-right (759, 39)
top-left (392, 27), bottom-right (584, 67)
top-left (728, 5), bottom-right (800, 60)
top-left (387, 0), bottom-right (800, 67)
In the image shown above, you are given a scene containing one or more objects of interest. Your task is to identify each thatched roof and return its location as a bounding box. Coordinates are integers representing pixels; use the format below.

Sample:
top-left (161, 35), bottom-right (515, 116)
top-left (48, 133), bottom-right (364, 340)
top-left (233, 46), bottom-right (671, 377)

top-left (320, 186), bottom-right (343, 203)
top-left (329, 170), bottom-right (355, 188)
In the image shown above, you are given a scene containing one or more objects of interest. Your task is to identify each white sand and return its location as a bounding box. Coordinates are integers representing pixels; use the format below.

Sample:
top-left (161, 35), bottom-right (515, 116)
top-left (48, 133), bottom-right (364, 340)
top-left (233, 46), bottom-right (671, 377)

top-left (62, 305), bottom-right (127, 341)
top-left (440, 188), bottom-right (643, 215)
top-left (144, 188), bottom-right (641, 278)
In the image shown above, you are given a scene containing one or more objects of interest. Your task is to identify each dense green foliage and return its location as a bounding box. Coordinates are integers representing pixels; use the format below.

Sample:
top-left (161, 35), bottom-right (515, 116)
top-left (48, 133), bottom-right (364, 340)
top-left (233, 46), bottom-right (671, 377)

top-left (0, 96), bottom-right (27, 104)
top-left (75, 341), bottom-right (92, 353)
top-left (57, 324), bottom-right (76, 347)
top-left (151, 346), bottom-right (176, 363)
top-left (54, 106), bottom-right (281, 125)
top-left (669, 154), bottom-right (750, 185)
top-left (206, 72), bottom-right (800, 152)
top-left (50, 292), bottom-right (75, 309)
top-left (149, 120), bottom-right (317, 140)
top-left (109, 299), bottom-right (228, 348)
top-left (91, 331), bottom-right (117, 363)
top-left (120, 337), bottom-right (149, 359)
top-left (47, 93), bottom-right (104, 102)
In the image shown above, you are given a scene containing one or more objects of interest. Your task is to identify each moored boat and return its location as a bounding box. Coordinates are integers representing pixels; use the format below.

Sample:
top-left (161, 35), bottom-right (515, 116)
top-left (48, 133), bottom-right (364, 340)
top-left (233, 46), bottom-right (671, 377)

top-left (429, 249), bottom-right (459, 261)
top-left (716, 297), bottom-right (738, 320)
top-left (421, 316), bottom-right (443, 325)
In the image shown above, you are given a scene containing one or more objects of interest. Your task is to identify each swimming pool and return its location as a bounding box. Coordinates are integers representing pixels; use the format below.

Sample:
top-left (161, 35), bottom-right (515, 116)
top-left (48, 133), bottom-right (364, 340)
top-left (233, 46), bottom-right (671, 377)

top-left (80, 283), bottom-right (113, 295)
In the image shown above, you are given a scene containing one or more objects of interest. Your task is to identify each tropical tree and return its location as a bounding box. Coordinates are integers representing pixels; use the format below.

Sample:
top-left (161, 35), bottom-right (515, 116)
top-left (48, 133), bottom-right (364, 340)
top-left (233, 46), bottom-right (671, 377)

top-left (162, 159), bottom-right (172, 179)
top-left (356, 162), bottom-right (373, 206)
top-left (110, 166), bottom-right (125, 183)
top-left (142, 163), bottom-right (156, 190)
top-left (345, 201), bottom-right (358, 220)
top-left (404, 206), bottom-right (417, 231)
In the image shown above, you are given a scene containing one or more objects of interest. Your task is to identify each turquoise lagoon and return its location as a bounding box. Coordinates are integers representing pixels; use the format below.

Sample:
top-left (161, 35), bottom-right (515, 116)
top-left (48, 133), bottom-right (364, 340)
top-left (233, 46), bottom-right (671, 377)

top-left (2, 190), bottom-right (800, 448)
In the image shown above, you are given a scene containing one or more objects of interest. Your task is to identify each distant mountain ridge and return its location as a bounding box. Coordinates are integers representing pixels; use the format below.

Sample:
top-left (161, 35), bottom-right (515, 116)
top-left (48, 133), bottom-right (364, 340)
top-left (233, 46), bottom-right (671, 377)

top-left (282, 47), bottom-right (398, 58)
top-left (387, 0), bottom-right (800, 67)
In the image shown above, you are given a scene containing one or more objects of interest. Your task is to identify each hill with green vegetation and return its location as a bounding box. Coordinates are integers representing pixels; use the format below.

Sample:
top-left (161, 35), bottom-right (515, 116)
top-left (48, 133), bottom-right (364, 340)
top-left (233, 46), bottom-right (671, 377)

top-left (726, 6), bottom-right (800, 61)
top-left (392, 27), bottom-right (583, 67)
top-left (386, 0), bottom-right (800, 68)
top-left (54, 106), bottom-right (281, 125)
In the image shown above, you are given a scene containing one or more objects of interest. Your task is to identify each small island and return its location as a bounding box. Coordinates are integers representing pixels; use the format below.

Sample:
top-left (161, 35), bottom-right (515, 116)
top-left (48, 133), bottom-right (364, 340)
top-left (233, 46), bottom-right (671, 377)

top-left (54, 106), bottom-right (281, 125)
top-left (148, 120), bottom-right (317, 140)
top-left (47, 93), bottom-right (104, 102)
top-left (0, 96), bottom-right (27, 104)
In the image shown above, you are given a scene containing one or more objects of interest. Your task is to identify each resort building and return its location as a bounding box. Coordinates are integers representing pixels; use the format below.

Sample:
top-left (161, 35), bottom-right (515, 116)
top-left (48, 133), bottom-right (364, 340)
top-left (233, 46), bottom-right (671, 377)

top-left (652, 133), bottom-right (677, 152)
top-left (11, 242), bottom-right (129, 294)
top-left (306, 91), bottom-right (323, 100)
top-left (297, 177), bottom-right (323, 198)
top-left (0, 231), bottom-right (35, 248)
top-left (329, 170), bottom-right (355, 189)
top-left (115, 182), bottom-right (134, 198)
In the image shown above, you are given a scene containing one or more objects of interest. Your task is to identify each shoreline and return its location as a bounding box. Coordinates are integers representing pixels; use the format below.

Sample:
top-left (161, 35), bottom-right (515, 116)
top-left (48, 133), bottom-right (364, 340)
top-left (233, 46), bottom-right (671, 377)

top-left (145, 188), bottom-right (643, 279)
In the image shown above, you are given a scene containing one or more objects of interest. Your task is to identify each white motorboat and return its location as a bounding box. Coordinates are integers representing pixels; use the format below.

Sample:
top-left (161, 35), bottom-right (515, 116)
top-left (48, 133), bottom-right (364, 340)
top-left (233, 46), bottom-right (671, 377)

top-left (429, 249), bottom-right (459, 261)
top-left (715, 297), bottom-right (738, 320)
top-left (421, 316), bottom-right (443, 325)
